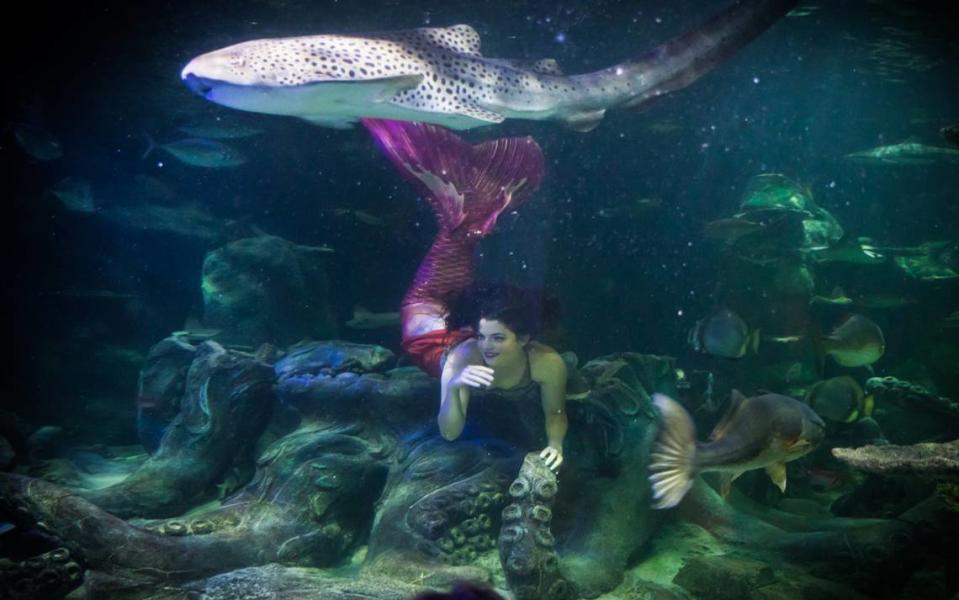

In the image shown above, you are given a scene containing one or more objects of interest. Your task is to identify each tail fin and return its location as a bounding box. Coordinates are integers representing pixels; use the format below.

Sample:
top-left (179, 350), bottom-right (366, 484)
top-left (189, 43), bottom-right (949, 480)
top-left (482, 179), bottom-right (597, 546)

top-left (141, 132), bottom-right (157, 160)
top-left (362, 119), bottom-right (544, 237)
top-left (648, 394), bottom-right (698, 509)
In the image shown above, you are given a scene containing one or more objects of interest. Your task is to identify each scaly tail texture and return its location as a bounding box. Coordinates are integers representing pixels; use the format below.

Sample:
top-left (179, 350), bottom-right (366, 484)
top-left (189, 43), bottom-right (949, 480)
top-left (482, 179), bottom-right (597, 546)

top-left (362, 119), bottom-right (544, 307)
top-left (648, 394), bottom-right (698, 509)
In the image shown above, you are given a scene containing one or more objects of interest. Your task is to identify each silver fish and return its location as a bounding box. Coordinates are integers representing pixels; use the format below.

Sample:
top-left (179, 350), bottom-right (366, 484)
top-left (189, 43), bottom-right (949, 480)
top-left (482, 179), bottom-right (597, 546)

top-left (13, 123), bottom-right (62, 160)
top-left (845, 141), bottom-right (959, 166)
top-left (143, 136), bottom-right (247, 168)
top-left (345, 306), bottom-right (401, 329)
top-left (649, 391), bottom-right (825, 509)
top-left (177, 123), bottom-right (264, 139)
top-left (181, 0), bottom-right (797, 130)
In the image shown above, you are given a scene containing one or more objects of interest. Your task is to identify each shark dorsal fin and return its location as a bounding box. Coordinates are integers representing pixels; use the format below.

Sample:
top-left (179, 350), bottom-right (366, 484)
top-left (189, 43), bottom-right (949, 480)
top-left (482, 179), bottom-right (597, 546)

top-left (386, 25), bottom-right (483, 57)
top-left (501, 58), bottom-right (564, 76)
top-left (709, 389), bottom-right (748, 441)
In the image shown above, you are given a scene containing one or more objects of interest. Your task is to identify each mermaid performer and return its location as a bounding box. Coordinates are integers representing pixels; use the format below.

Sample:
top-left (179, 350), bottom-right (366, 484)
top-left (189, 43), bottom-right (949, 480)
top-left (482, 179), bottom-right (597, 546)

top-left (363, 119), bottom-right (568, 471)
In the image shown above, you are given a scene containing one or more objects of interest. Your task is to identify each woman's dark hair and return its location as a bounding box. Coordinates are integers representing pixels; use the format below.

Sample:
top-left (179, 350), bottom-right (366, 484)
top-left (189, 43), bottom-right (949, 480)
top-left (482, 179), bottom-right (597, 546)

top-left (447, 282), bottom-right (561, 339)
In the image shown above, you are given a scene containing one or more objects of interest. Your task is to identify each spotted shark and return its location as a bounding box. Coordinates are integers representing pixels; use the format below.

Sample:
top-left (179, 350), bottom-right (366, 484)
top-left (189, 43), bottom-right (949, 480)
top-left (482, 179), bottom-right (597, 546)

top-left (181, 0), bottom-right (797, 131)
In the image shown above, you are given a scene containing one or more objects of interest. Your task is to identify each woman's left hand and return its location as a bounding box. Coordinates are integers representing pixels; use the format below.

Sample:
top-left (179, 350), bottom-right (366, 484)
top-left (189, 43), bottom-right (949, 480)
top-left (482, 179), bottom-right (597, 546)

top-left (539, 446), bottom-right (563, 472)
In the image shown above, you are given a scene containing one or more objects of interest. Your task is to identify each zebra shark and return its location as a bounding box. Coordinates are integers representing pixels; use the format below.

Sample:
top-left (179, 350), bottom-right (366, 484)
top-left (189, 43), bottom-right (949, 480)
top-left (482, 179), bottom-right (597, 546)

top-left (181, 0), bottom-right (796, 131)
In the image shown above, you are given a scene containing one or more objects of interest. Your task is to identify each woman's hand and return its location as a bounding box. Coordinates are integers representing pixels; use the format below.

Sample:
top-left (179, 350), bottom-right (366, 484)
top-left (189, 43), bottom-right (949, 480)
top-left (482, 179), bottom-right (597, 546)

top-left (539, 446), bottom-right (563, 472)
top-left (452, 365), bottom-right (495, 389)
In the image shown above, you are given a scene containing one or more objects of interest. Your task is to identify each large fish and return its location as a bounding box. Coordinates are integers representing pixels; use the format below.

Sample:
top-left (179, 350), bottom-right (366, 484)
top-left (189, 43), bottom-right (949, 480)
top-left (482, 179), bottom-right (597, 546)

top-left (844, 141), bottom-right (959, 165)
top-left (819, 314), bottom-right (885, 368)
top-left (688, 308), bottom-right (759, 359)
top-left (180, 0), bottom-right (797, 131)
top-left (648, 391), bottom-right (825, 509)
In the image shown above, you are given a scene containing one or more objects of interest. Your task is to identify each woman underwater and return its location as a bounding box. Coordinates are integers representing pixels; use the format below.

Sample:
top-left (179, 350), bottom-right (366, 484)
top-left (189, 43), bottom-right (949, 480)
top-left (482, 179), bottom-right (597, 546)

top-left (363, 119), bottom-right (569, 472)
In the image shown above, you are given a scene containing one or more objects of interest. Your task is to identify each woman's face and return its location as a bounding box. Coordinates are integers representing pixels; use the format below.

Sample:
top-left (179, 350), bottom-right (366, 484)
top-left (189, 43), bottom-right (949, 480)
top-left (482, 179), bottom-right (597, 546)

top-left (476, 318), bottom-right (528, 368)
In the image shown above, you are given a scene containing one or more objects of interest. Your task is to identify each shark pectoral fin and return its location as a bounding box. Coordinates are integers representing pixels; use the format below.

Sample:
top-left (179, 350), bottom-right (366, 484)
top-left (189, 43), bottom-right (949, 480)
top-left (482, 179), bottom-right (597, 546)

top-left (459, 104), bottom-right (505, 124)
top-left (766, 462), bottom-right (787, 493)
top-left (370, 75), bottom-right (425, 103)
top-left (303, 116), bottom-right (358, 129)
top-left (564, 109), bottom-right (606, 132)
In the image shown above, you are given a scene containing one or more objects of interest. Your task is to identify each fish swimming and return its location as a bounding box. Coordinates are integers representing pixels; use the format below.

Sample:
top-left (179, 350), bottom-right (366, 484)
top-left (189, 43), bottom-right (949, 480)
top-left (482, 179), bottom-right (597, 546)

top-left (648, 391), bottom-right (826, 509)
top-left (345, 305), bottom-right (401, 329)
top-left (844, 141), bottom-right (959, 165)
top-left (12, 123), bottom-right (63, 160)
top-left (688, 308), bottom-right (759, 359)
top-left (805, 375), bottom-right (874, 423)
top-left (819, 314), bottom-right (885, 368)
top-left (142, 135), bottom-right (247, 168)
top-left (180, 0), bottom-right (797, 131)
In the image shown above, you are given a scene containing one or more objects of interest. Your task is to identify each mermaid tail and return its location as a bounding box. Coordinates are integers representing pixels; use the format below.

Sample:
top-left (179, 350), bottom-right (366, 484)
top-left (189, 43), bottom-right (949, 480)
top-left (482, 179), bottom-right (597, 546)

top-left (363, 119), bottom-right (545, 317)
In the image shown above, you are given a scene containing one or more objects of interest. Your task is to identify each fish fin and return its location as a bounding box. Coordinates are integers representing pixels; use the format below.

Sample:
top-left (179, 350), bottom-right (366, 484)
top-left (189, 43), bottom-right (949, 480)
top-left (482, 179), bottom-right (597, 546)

top-left (751, 328), bottom-right (761, 354)
top-left (564, 109), bottom-right (606, 132)
top-left (497, 58), bottom-right (564, 76)
top-left (383, 25), bottom-right (483, 57)
top-left (370, 74), bottom-right (426, 103)
top-left (362, 119), bottom-right (543, 238)
top-left (458, 103), bottom-right (506, 124)
top-left (709, 390), bottom-right (748, 441)
top-left (863, 394), bottom-right (875, 418)
top-left (844, 408), bottom-right (860, 423)
top-left (766, 462), bottom-right (787, 493)
top-left (304, 116), bottom-right (359, 129)
top-left (140, 132), bottom-right (157, 160)
top-left (648, 394), bottom-right (697, 509)
top-left (718, 471), bottom-right (744, 498)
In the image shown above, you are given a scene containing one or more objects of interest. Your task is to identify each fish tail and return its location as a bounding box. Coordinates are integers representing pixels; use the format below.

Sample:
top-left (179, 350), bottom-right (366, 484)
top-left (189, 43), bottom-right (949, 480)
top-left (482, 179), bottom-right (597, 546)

top-left (648, 394), bottom-right (698, 509)
top-left (363, 119), bottom-right (544, 315)
top-left (140, 132), bottom-right (157, 160)
top-left (362, 119), bottom-right (544, 236)
top-left (602, 0), bottom-right (797, 112)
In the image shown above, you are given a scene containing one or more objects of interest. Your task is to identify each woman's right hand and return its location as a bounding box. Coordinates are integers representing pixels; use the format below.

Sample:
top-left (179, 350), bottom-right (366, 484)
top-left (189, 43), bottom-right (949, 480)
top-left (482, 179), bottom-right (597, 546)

top-left (452, 365), bottom-right (495, 389)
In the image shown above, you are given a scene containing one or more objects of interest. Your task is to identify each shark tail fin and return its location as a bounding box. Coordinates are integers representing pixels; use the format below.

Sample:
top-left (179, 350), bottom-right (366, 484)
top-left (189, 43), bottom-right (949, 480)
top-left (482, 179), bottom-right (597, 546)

top-left (362, 119), bottom-right (544, 237)
top-left (649, 394), bottom-right (698, 509)
top-left (140, 132), bottom-right (157, 161)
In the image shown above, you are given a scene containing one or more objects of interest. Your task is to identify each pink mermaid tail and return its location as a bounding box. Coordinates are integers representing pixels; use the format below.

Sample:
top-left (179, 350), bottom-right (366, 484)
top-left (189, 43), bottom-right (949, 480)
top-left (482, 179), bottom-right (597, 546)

top-left (363, 119), bottom-right (544, 374)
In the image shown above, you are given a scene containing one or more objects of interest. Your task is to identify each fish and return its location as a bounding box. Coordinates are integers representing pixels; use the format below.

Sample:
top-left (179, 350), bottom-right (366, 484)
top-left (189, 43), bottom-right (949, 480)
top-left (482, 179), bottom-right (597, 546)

top-left (142, 135), bottom-right (247, 168)
top-left (180, 0), bottom-right (797, 131)
top-left (807, 237), bottom-right (886, 265)
top-left (818, 314), bottom-right (885, 368)
top-left (596, 197), bottom-right (663, 220)
top-left (177, 122), bottom-right (264, 139)
top-left (333, 208), bottom-right (388, 227)
top-left (688, 308), bottom-right (759, 359)
top-left (844, 141), bottom-right (959, 166)
top-left (49, 177), bottom-right (96, 213)
top-left (804, 375), bottom-right (874, 423)
top-left (703, 217), bottom-right (767, 244)
top-left (345, 305), bottom-right (401, 329)
top-left (648, 391), bottom-right (826, 509)
top-left (941, 125), bottom-right (959, 147)
top-left (12, 123), bottom-right (63, 160)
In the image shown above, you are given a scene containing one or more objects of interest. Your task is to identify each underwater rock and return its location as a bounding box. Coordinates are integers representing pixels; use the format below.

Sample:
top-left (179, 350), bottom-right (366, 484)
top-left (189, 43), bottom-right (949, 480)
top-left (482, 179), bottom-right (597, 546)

top-left (498, 453), bottom-right (572, 600)
top-left (0, 423), bottom-right (389, 585)
top-left (275, 340), bottom-right (395, 376)
top-left (673, 555), bottom-right (777, 600)
top-left (135, 336), bottom-right (197, 453)
top-left (832, 439), bottom-right (959, 481)
top-left (0, 546), bottom-right (83, 600)
top-left (893, 240), bottom-right (959, 281)
top-left (78, 341), bottom-right (275, 517)
top-left (201, 235), bottom-right (338, 347)
top-left (866, 376), bottom-right (959, 421)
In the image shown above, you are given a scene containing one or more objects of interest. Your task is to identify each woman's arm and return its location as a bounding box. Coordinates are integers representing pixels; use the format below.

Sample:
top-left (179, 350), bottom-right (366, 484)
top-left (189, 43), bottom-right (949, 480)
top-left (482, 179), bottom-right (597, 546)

top-left (533, 349), bottom-right (568, 470)
top-left (438, 344), bottom-right (494, 440)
